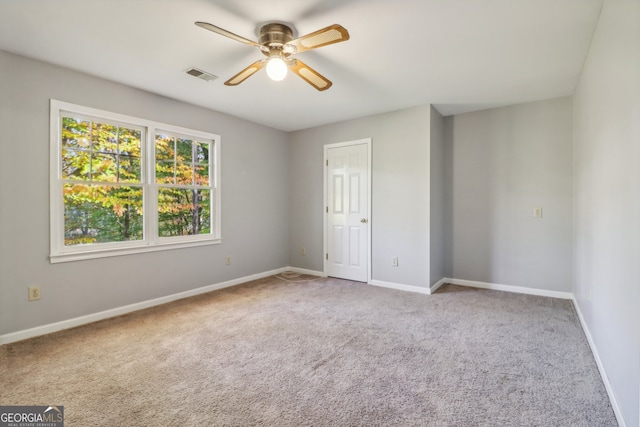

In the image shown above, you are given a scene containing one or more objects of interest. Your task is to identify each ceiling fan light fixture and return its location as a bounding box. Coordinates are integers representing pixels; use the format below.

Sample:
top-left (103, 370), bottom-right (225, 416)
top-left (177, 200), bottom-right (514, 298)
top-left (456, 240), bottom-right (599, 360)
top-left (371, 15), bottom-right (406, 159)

top-left (196, 21), bottom-right (349, 90)
top-left (267, 57), bottom-right (287, 82)
top-left (266, 55), bottom-right (288, 81)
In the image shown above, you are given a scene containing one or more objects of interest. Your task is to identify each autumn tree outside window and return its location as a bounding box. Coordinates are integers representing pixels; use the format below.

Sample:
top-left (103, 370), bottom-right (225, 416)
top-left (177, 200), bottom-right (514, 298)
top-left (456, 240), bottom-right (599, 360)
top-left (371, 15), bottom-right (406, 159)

top-left (50, 100), bottom-right (221, 263)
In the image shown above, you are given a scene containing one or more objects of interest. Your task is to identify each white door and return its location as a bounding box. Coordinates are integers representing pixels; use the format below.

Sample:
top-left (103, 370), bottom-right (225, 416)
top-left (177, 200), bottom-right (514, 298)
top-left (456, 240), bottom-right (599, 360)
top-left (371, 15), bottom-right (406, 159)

top-left (325, 140), bottom-right (370, 282)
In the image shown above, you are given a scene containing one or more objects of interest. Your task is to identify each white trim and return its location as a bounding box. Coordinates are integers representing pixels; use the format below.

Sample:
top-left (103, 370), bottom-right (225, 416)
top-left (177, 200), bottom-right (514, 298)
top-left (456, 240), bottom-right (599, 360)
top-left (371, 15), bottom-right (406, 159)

top-left (49, 237), bottom-right (222, 263)
top-left (369, 280), bottom-right (431, 295)
top-left (443, 278), bottom-right (573, 300)
top-left (287, 267), bottom-right (326, 277)
top-left (323, 138), bottom-right (372, 282)
top-left (0, 268), bottom-right (289, 345)
top-left (430, 277), bottom-right (448, 294)
top-left (572, 299), bottom-right (628, 427)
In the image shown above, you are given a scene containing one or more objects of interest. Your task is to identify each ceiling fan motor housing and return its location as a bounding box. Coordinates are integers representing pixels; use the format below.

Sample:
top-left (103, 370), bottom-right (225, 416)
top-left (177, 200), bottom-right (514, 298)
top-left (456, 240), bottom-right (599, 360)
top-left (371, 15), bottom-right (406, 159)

top-left (259, 23), bottom-right (294, 55)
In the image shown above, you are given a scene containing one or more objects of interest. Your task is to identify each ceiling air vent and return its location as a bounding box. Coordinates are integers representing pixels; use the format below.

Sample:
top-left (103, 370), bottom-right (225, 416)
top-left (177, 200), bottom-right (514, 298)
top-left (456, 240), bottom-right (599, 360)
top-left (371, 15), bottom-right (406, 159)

top-left (185, 67), bottom-right (218, 82)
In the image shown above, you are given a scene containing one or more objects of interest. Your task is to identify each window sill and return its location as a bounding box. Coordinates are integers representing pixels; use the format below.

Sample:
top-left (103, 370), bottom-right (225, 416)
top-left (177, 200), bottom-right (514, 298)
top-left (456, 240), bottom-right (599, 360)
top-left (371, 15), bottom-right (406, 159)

top-left (49, 237), bottom-right (222, 264)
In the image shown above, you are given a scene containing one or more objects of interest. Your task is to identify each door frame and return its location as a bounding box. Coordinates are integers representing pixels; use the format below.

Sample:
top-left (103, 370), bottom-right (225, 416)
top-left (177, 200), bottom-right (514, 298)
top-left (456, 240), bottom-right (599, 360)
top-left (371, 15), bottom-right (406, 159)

top-left (323, 138), bottom-right (372, 283)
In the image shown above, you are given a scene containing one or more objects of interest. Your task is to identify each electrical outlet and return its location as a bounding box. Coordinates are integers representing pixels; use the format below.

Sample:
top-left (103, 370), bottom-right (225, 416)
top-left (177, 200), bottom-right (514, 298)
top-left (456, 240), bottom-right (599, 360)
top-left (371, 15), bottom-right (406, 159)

top-left (225, 256), bottom-right (231, 265)
top-left (28, 286), bottom-right (41, 301)
top-left (300, 247), bottom-right (306, 256)
top-left (534, 207), bottom-right (543, 218)
top-left (392, 257), bottom-right (399, 267)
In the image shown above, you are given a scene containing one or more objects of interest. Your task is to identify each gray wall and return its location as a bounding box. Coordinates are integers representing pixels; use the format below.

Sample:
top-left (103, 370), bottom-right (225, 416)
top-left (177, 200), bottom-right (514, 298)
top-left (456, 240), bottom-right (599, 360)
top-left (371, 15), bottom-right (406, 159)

top-left (289, 106), bottom-right (431, 288)
top-left (0, 51), bottom-right (290, 336)
top-left (429, 106), bottom-right (446, 286)
top-left (445, 97), bottom-right (574, 292)
top-left (573, 0), bottom-right (640, 424)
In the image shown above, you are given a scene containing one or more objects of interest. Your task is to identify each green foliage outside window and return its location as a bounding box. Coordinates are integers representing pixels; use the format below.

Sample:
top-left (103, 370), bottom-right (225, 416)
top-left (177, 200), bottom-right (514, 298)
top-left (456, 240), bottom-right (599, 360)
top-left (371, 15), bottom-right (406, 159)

top-left (61, 117), bottom-right (212, 246)
top-left (155, 134), bottom-right (211, 237)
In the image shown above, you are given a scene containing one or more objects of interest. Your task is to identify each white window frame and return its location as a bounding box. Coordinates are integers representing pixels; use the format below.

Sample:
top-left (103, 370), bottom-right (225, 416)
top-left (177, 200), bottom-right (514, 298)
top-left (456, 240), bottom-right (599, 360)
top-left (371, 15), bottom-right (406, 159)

top-left (50, 99), bottom-right (221, 263)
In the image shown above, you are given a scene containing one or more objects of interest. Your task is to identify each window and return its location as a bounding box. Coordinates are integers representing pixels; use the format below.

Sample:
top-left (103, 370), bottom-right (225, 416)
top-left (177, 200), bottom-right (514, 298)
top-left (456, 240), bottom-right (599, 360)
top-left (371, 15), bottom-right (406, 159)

top-left (50, 100), bottom-right (221, 263)
top-left (155, 133), bottom-right (212, 237)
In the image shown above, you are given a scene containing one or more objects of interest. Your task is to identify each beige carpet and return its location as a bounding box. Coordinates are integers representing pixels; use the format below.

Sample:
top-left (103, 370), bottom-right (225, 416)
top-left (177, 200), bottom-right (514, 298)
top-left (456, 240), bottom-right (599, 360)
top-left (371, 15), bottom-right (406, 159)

top-left (0, 275), bottom-right (617, 426)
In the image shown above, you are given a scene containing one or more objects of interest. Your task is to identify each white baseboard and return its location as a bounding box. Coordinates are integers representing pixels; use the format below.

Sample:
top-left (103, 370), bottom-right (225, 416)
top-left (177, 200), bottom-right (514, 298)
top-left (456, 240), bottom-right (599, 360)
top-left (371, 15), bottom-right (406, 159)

top-left (430, 278), bottom-right (448, 294)
top-left (572, 299), bottom-right (627, 427)
top-left (443, 278), bottom-right (574, 300)
top-left (286, 267), bottom-right (325, 277)
top-left (369, 280), bottom-right (431, 295)
top-left (0, 267), bottom-right (291, 345)
top-left (368, 277), bottom-right (571, 299)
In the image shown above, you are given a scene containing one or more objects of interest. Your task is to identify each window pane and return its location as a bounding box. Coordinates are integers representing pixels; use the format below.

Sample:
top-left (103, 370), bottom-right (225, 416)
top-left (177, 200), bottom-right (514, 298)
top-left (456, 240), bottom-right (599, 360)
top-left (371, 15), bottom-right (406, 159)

top-left (91, 153), bottom-right (118, 182)
top-left (61, 118), bottom-right (91, 180)
top-left (62, 119), bottom-right (142, 184)
top-left (175, 162), bottom-right (194, 185)
top-left (194, 164), bottom-right (209, 186)
top-left (156, 160), bottom-right (175, 184)
top-left (62, 148), bottom-right (91, 180)
top-left (195, 142), bottom-right (209, 164)
top-left (118, 127), bottom-right (142, 182)
top-left (92, 122), bottom-right (118, 154)
top-left (155, 134), bottom-right (174, 160)
top-left (63, 184), bottom-right (143, 245)
top-left (176, 138), bottom-right (193, 163)
top-left (118, 127), bottom-right (141, 155)
top-left (158, 188), bottom-right (211, 237)
top-left (61, 117), bottom-right (91, 149)
top-left (119, 155), bottom-right (141, 182)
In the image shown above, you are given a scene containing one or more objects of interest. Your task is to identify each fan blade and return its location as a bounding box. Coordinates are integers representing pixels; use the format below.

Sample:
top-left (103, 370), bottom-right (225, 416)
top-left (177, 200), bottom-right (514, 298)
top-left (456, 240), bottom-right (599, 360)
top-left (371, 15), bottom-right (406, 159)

top-left (284, 24), bottom-right (349, 54)
top-left (195, 22), bottom-right (268, 52)
top-left (224, 60), bottom-right (266, 86)
top-left (289, 59), bottom-right (332, 91)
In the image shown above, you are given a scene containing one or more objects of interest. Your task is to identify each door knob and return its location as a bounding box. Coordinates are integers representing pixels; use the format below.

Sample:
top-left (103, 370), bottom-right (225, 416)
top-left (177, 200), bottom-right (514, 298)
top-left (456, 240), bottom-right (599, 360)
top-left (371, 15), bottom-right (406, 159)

top-left (360, 218), bottom-right (368, 223)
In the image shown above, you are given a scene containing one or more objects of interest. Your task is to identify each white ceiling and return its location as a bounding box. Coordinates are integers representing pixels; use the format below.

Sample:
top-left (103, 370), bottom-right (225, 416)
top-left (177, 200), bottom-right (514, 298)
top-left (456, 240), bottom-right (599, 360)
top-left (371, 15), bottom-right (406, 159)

top-left (0, 0), bottom-right (603, 132)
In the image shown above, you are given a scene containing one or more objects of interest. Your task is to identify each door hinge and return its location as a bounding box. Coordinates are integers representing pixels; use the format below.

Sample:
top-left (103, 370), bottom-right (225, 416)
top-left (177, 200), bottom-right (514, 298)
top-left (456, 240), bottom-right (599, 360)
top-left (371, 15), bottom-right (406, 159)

top-left (326, 159), bottom-right (328, 166)
top-left (326, 206), bottom-right (328, 213)
top-left (326, 253), bottom-right (328, 260)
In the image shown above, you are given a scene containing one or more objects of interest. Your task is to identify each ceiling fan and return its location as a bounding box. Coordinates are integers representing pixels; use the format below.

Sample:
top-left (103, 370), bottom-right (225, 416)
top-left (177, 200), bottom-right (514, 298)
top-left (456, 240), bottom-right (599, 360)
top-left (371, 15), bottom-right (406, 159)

top-left (195, 21), bottom-right (349, 91)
